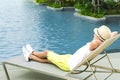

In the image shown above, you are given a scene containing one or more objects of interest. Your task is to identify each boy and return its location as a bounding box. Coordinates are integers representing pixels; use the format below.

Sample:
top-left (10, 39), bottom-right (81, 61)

top-left (22, 25), bottom-right (118, 71)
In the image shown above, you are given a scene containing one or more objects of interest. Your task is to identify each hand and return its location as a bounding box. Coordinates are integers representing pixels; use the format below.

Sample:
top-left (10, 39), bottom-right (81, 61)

top-left (111, 31), bottom-right (118, 37)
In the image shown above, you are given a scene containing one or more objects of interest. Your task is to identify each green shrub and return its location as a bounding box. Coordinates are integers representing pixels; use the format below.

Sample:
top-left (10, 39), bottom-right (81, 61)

top-left (74, 3), bottom-right (84, 9)
top-left (35, 0), bottom-right (48, 4)
top-left (80, 9), bottom-right (105, 18)
top-left (48, 3), bottom-right (61, 8)
top-left (34, 0), bottom-right (120, 18)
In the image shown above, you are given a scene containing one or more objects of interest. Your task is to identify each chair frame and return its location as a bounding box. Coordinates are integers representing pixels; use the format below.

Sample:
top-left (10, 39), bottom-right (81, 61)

top-left (68, 50), bottom-right (120, 80)
top-left (69, 34), bottom-right (120, 80)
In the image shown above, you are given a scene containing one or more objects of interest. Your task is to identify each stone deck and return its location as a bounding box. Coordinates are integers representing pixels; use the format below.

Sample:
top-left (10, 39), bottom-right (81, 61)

top-left (0, 52), bottom-right (120, 80)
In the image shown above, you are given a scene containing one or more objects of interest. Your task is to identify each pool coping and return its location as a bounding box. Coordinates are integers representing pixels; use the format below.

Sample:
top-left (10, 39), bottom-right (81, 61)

top-left (47, 6), bottom-right (64, 11)
top-left (74, 12), bottom-right (106, 22)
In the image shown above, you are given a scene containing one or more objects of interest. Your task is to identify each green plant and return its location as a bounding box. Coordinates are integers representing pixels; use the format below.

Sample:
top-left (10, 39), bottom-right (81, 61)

top-left (35, 0), bottom-right (48, 4)
top-left (48, 3), bottom-right (62, 8)
top-left (84, 2), bottom-right (92, 10)
top-left (79, 6), bottom-right (105, 18)
top-left (35, 0), bottom-right (120, 18)
top-left (74, 3), bottom-right (85, 10)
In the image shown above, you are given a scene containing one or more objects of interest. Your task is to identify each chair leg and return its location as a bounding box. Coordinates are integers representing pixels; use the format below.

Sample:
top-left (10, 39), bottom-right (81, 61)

top-left (83, 73), bottom-right (93, 80)
top-left (86, 60), bottom-right (98, 80)
top-left (2, 62), bottom-right (10, 80)
top-left (104, 73), bottom-right (113, 80)
top-left (90, 51), bottom-right (120, 79)
top-left (104, 51), bottom-right (115, 72)
top-left (104, 52), bottom-right (115, 80)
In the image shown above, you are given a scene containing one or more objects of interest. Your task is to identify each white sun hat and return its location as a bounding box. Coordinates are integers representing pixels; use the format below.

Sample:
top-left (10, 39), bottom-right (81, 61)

top-left (94, 25), bottom-right (112, 41)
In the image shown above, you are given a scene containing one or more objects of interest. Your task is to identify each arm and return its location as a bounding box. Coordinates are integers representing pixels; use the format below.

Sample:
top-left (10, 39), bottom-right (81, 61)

top-left (89, 40), bottom-right (101, 51)
top-left (111, 31), bottom-right (118, 37)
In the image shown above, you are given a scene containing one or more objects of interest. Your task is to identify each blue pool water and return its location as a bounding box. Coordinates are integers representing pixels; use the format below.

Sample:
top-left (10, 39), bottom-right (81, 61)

top-left (0, 0), bottom-right (120, 63)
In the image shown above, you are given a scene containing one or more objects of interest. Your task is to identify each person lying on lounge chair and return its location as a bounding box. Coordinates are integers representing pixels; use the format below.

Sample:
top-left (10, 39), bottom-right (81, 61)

top-left (22, 25), bottom-right (118, 71)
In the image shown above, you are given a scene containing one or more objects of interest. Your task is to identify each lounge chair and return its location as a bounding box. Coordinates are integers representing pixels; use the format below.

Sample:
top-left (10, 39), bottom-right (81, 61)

top-left (69, 34), bottom-right (120, 80)
top-left (2, 34), bottom-right (120, 80)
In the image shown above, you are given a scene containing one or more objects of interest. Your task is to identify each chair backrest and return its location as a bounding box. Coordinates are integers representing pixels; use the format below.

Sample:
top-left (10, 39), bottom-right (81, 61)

top-left (70, 34), bottom-right (120, 73)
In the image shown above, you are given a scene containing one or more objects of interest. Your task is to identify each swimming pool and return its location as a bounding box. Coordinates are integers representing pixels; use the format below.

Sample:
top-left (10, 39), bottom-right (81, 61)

top-left (0, 0), bottom-right (120, 63)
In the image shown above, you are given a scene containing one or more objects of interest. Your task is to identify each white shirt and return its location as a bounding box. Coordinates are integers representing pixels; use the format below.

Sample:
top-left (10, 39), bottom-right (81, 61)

top-left (68, 42), bottom-right (91, 70)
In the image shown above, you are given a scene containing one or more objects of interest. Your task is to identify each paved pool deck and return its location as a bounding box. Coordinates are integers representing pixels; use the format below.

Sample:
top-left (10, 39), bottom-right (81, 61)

top-left (0, 52), bottom-right (120, 80)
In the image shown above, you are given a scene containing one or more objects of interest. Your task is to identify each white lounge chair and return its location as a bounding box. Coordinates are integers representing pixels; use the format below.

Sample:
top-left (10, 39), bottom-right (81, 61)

top-left (2, 34), bottom-right (120, 80)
